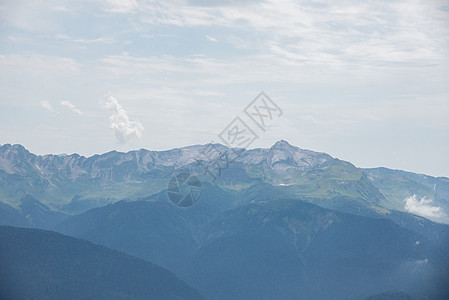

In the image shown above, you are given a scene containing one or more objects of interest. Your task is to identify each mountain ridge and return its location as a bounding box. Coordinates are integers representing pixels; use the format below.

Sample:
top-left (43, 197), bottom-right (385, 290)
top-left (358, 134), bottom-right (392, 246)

top-left (1, 141), bottom-right (448, 223)
top-left (0, 225), bottom-right (206, 300)
top-left (2, 141), bottom-right (446, 177)
top-left (55, 196), bottom-right (449, 300)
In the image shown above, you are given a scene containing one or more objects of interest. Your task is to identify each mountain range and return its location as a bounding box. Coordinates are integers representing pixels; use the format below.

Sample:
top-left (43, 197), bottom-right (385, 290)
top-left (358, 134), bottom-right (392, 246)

top-left (1, 141), bottom-right (448, 223)
top-left (1, 141), bottom-right (449, 299)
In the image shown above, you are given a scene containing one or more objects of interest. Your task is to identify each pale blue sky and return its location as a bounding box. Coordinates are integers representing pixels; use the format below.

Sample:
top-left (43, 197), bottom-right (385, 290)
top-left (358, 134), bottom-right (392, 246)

top-left (0, 0), bottom-right (448, 176)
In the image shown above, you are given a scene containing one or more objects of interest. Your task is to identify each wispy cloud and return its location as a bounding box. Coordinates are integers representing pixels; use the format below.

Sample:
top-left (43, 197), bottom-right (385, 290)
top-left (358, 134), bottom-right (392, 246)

top-left (130, 0), bottom-right (449, 69)
top-left (40, 100), bottom-right (54, 112)
top-left (103, 94), bottom-right (144, 144)
top-left (404, 194), bottom-right (445, 219)
top-left (55, 34), bottom-right (117, 44)
top-left (60, 100), bottom-right (82, 115)
top-left (205, 35), bottom-right (217, 42)
top-left (99, 0), bottom-right (138, 13)
top-left (0, 54), bottom-right (79, 76)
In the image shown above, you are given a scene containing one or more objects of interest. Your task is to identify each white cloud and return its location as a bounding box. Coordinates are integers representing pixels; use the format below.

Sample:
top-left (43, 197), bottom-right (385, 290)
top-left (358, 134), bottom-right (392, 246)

top-left (41, 100), bottom-right (55, 112)
top-left (40, 100), bottom-right (54, 112)
top-left (103, 94), bottom-right (144, 144)
top-left (404, 194), bottom-right (445, 219)
top-left (60, 100), bottom-right (82, 115)
top-left (205, 35), bottom-right (217, 42)
top-left (55, 34), bottom-right (117, 44)
top-left (133, 0), bottom-right (449, 69)
top-left (99, 0), bottom-right (138, 13)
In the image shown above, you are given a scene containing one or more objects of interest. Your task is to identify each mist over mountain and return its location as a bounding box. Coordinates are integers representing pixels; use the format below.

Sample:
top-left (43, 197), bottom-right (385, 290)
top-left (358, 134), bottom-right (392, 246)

top-left (57, 196), bottom-right (449, 299)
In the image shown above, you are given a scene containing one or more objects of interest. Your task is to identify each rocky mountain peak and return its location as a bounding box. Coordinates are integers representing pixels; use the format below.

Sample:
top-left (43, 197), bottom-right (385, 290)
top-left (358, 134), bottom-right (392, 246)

top-left (271, 140), bottom-right (295, 150)
top-left (0, 143), bottom-right (30, 158)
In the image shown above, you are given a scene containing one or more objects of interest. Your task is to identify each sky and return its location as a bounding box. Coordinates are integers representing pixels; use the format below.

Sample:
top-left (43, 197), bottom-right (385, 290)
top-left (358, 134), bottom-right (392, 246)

top-left (0, 0), bottom-right (448, 177)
